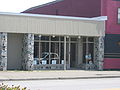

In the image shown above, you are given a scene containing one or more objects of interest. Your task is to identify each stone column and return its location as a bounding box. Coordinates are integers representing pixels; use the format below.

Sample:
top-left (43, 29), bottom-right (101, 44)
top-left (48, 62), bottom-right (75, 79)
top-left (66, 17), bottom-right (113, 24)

top-left (94, 36), bottom-right (104, 70)
top-left (0, 32), bottom-right (7, 71)
top-left (22, 33), bottom-right (34, 71)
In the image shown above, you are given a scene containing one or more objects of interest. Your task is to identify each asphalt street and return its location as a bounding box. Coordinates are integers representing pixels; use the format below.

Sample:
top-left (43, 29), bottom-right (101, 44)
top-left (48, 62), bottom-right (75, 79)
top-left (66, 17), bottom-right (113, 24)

top-left (1, 78), bottom-right (120, 90)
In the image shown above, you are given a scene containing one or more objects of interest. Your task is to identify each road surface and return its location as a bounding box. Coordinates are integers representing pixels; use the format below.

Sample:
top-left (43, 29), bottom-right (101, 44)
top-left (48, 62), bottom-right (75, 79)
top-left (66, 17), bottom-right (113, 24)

top-left (1, 78), bottom-right (120, 90)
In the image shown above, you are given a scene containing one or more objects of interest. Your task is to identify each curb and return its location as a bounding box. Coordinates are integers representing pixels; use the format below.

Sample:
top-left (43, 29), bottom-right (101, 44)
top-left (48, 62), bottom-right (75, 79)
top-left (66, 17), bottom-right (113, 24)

top-left (0, 76), bottom-right (120, 81)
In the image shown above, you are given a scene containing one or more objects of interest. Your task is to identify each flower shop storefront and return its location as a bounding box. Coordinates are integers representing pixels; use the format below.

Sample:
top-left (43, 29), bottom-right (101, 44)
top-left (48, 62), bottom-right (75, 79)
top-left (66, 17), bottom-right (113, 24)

top-left (33, 35), bottom-right (104, 70)
top-left (34, 35), bottom-right (81, 70)
top-left (0, 12), bottom-right (106, 71)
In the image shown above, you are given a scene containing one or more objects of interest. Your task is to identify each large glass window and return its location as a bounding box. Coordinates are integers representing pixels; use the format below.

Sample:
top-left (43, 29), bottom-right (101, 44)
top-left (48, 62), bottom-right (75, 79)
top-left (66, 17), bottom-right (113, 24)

top-left (118, 8), bottom-right (120, 23)
top-left (41, 36), bottom-right (49, 41)
top-left (34, 35), bottom-right (64, 65)
top-left (34, 42), bottom-right (39, 58)
top-left (34, 35), bottom-right (79, 70)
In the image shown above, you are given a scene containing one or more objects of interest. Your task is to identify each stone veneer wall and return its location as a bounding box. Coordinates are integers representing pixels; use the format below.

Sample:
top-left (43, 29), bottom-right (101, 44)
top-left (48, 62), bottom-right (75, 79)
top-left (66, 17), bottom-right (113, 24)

top-left (0, 32), bottom-right (7, 71)
top-left (22, 33), bottom-right (34, 71)
top-left (94, 36), bottom-right (104, 70)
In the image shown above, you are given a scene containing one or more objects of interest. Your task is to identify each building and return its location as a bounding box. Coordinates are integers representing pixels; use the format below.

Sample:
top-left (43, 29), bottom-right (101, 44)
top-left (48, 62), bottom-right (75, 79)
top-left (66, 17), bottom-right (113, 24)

top-left (0, 12), bottom-right (106, 71)
top-left (23, 0), bottom-right (120, 70)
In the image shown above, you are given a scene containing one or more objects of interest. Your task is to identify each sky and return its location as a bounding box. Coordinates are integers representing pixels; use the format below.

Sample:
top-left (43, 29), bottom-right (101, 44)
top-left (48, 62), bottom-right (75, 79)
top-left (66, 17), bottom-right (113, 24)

top-left (0, 0), bottom-right (54, 13)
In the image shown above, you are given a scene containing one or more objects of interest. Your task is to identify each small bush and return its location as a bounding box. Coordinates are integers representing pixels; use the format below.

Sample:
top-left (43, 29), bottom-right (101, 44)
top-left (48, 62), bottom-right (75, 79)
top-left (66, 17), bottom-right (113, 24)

top-left (0, 83), bottom-right (30, 90)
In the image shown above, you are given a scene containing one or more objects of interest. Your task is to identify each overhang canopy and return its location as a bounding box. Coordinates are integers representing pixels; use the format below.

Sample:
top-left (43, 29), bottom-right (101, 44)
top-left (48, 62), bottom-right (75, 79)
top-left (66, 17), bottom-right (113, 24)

top-left (0, 12), bottom-right (107, 36)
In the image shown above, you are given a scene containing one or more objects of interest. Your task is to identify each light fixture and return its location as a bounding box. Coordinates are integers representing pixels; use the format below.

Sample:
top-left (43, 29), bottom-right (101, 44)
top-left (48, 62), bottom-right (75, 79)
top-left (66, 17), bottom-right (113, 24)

top-left (78, 36), bottom-right (81, 39)
top-left (52, 35), bottom-right (55, 38)
top-left (67, 36), bottom-right (69, 38)
top-left (118, 41), bottom-right (120, 46)
top-left (39, 35), bottom-right (41, 37)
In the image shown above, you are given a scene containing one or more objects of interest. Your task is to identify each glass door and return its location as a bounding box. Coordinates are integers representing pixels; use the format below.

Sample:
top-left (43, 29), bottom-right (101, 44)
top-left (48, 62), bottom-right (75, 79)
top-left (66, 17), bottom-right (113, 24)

top-left (82, 37), bottom-right (94, 69)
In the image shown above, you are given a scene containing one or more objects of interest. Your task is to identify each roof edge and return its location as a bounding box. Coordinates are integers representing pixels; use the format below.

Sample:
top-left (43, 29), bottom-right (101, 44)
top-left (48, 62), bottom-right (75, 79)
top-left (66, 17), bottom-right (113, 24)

top-left (23, 0), bottom-right (64, 12)
top-left (0, 12), bottom-right (107, 21)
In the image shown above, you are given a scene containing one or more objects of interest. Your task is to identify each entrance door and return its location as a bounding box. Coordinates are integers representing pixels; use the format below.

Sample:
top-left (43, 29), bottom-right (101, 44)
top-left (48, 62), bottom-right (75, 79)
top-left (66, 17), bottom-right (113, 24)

top-left (7, 33), bottom-right (23, 70)
top-left (82, 37), bottom-right (94, 69)
top-left (69, 37), bottom-right (78, 68)
top-left (70, 43), bottom-right (77, 68)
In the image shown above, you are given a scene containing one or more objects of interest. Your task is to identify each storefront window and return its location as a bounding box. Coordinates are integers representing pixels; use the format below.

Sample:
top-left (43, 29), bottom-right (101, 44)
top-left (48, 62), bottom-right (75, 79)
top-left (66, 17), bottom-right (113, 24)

top-left (41, 36), bottom-right (49, 41)
top-left (118, 8), bottom-right (120, 23)
top-left (34, 35), bottom-right (80, 69)
top-left (34, 35), bottom-right (65, 65)
top-left (88, 37), bottom-right (94, 42)
top-left (82, 37), bottom-right (86, 42)
top-left (34, 35), bottom-right (39, 40)
top-left (71, 37), bottom-right (78, 41)
top-left (60, 37), bottom-right (64, 41)
top-left (34, 42), bottom-right (39, 58)
top-left (51, 36), bottom-right (59, 41)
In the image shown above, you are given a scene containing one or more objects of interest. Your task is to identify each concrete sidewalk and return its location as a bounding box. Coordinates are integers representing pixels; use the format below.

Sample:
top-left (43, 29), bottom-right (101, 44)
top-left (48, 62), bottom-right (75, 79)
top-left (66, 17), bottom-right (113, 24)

top-left (0, 70), bottom-right (120, 81)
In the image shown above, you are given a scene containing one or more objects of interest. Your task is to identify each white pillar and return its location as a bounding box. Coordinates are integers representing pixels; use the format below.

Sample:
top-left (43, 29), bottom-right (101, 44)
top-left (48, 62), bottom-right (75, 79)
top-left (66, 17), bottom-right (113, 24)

top-left (59, 37), bottom-right (61, 64)
top-left (68, 37), bottom-right (71, 69)
top-left (64, 36), bottom-right (67, 70)
top-left (49, 36), bottom-right (51, 64)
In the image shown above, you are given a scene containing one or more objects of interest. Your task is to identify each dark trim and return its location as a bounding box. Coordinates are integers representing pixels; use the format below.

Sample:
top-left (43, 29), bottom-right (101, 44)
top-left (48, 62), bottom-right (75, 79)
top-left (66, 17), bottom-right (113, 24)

top-left (103, 69), bottom-right (120, 71)
top-left (106, 34), bottom-right (120, 35)
top-left (104, 53), bottom-right (120, 58)
top-left (113, 0), bottom-right (120, 1)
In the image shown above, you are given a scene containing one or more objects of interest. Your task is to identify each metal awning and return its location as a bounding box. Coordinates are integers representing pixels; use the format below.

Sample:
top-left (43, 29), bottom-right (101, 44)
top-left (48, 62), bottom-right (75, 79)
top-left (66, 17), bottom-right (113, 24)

top-left (0, 12), bottom-right (107, 36)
